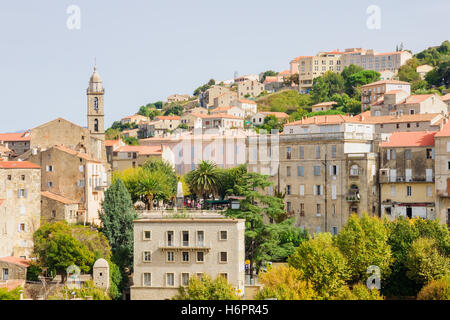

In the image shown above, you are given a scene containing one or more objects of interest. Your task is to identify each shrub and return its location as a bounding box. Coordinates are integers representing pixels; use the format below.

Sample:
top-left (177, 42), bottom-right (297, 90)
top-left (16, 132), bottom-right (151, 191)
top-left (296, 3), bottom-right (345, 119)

top-left (417, 276), bottom-right (450, 300)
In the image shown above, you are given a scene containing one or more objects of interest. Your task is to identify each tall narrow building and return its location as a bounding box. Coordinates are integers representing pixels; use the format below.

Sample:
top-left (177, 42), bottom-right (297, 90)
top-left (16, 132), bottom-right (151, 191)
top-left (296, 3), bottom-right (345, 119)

top-left (87, 66), bottom-right (105, 142)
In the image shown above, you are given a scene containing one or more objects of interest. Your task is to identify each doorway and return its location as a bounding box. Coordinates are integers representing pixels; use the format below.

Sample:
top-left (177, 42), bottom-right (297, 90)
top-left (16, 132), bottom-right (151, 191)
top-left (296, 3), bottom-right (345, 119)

top-left (406, 207), bottom-right (412, 219)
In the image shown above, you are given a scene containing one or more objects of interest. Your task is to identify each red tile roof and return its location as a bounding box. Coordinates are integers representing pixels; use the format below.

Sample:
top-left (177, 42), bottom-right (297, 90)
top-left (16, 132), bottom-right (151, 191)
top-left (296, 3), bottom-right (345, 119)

top-left (356, 113), bottom-right (442, 124)
top-left (155, 115), bottom-right (181, 121)
top-left (238, 99), bottom-right (257, 104)
top-left (380, 131), bottom-right (436, 147)
top-left (361, 80), bottom-right (410, 88)
top-left (291, 55), bottom-right (313, 62)
top-left (375, 51), bottom-right (409, 56)
top-left (397, 94), bottom-right (434, 105)
top-left (441, 93), bottom-right (450, 102)
top-left (312, 101), bottom-right (337, 107)
top-left (105, 140), bottom-right (120, 147)
top-left (435, 120), bottom-right (450, 137)
top-left (286, 114), bottom-right (366, 126)
top-left (0, 256), bottom-right (30, 268)
top-left (0, 161), bottom-right (40, 169)
top-left (0, 132), bottom-right (30, 142)
top-left (41, 191), bottom-right (78, 205)
top-left (115, 145), bottom-right (162, 155)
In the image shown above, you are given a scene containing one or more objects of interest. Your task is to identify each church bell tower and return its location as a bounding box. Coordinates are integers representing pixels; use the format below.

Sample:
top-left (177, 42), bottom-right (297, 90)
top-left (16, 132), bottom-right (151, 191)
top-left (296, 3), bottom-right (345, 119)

top-left (87, 66), bottom-right (105, 141)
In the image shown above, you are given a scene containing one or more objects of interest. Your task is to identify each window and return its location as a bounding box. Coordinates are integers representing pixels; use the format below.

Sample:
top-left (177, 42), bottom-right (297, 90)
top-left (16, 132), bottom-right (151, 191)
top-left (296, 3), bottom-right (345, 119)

top-left (181, 273), bottom-right (190, 286)
top-left (314, 185), bottom-right (323, 196)
top-left (47, 181), bottom-right (53, 188)
top-left (427, 186), bottom-right (432, 197)
top-left (332, 204), bottom-right (336, 216)
top-left (316, 204), bottom-right (321, 215)
top-left (218, 273), bottom-right (228, 280)
top-left (299, 147), bottom-right (304, 159)
top-left (331, 165), bottom-right (338, 176)
top-left (143, 273), bottom-right (151, 286)
top-left (350, 165), bottom-right (359, 176)
top-left (167, 251), bottom-right (175, 262)
top-left (286, 147), bottom-right (291, 159)
top-left (331, 227), bottom-right (338, 235)
top-left (297, 166), bottom-right (304, 177)
top-left (405, 149), bottom-right (411, 160)
top-left (143, 251), bottom-right (152, 262)
top-left (166, 273), bottom-right (175, 286)
top-left (406, 186), bottom-right (412, 197)
top-left (286, 185), bottom-right (291, 195)
top-left (94, 119), bottom-right (99, 132)
top-left (316, 146), bottom-right (320, 159)
top-left (167, 231), bottom-right (174, 246)
top-left (287, 201), bottom-right (292, 212)
top-left (219, 231), bottom-right (227, 240)
top-left (197, 231), bottom-right (204, 246)
top-left (143, 231), bottom-right (151, 240)
top-left (197, 251), bottom-right (204, 263)
top-left (18, 189), bottom-right (26, 198)
top-left (300, 203), bottom-right (305, 216)
top-left (220, 252), bottom-right (228, 263)
top-left (182, 231), bottom-right (189, 246)
top-left (182, 251), bottom-right (190, 262)
top-left (286, 166), bottom-right (291, 177)
top-left (46, 165), bottom-right (53, 172)
top-left (299, 185), bottom-right (305, 196)
top-left (2, 269), bottom-right (9, 281)
top-left (51, 210), bottom-right (56, 218)
top-left (20, 175), bottom-right (25, 181)
top-left (426, 148), bottom-right (433, 159)
top-left (391, 186), bottom-right (396, 197)
top-left (331, 145), bottom-right (337, 158)
top-left (314, 166), bottom-right (321, 176)
top-left (7, 175), bottom-right (11, 181)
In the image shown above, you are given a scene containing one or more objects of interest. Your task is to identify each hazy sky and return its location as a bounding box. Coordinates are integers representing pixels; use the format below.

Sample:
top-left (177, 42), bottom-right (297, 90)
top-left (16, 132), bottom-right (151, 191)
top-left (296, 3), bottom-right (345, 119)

top-left (0, 0), bottom-right (449, 132)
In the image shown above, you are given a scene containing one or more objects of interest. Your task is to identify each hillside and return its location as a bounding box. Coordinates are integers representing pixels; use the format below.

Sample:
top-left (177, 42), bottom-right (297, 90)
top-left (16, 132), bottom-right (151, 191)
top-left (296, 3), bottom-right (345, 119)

top-left (256, 89), bottom-right (313, 113)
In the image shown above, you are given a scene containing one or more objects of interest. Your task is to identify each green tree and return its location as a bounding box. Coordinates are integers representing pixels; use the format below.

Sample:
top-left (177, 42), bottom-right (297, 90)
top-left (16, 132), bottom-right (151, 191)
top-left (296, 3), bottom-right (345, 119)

top-left (331, 283), bottom-right (383, 300)
top-left (142, 159), bottom-right (178, 197)
top-left (0, 286), bottom-right (22, 300)
top-left (405, 237), bottom-right (450, 287)
top-left (100, 178), bottom-right (138, 272)
top-left (122, 136), bottom-right (139, 146)
top-left (346, 70), bottom-right (380, 96)
top-left (260, 70), bottom-right (278, 83)
top-left (33, 222), bottom-right (95, 282)
top-left (105, 128), bottom-right (121, 140)
top-left (260, 114), bottom-right (286, 133)
top-left (398, 58), bottom-right (421, 82)
top-left (256, 265), bottom-right (318, 300)
top-left (288, 233), bottom-right (350, 299)
top-left (163, 105), bottom-right (184, 116)
top-left (185, 161), bottom-right (222, 203)
top-left (341, 64), bottom-right (365, 82)
top-left (335, 213), bottom-right (392, 284)
top-left (137, 168), bottom-right (174, 209)
top-left (48, 280), bottom-right (111, 300)
top-left (173, 275), bottom-right (240, 300)
top-left (417, 275), bottom-right (450, 300)
top-left (311, 71), bottom-right (345, 103)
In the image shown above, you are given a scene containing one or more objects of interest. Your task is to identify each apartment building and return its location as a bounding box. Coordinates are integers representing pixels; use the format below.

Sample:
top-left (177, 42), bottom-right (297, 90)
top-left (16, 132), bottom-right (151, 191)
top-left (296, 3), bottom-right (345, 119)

top-left (0, 161), bottom-right (41, 259)
top-left (249, 115), bottom-right (379, 235)
top-left (379, 131), bottom-right (437, 220)
top-left (140, 130), bottom-right (248, 175)
top-left (111, 145), bottom-right (162, 171)
top-left (290, 51), bottom-right (343, 93)
top-left (341, 49), bottom-right (412, 73)
top-left (26, 145), bottom-right (107, 226)
top-left (361, 80), bottom-right (411, 111)
top-left (130, 211), bottom-right (245, 300)
top-left (237, 80), bottom-right (264, 99)
top-left (210, 106), bottom-right (245, 119)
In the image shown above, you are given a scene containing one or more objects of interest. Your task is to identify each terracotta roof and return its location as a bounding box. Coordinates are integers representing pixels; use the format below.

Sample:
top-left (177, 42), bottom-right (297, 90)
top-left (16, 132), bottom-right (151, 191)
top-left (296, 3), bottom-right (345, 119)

top-left (0, 132), bottom-right (30, 142)
top-left (211, 106), bottom-right (240, 113)
top-left (238, 99), bottom-right (257, 104)
top-left (397, 94), bottom-right (434, 105)
top-left (356, 113), bottom-right (441, 124)
top-left (312, 101), bottom-right (337, 107)
top-left (0, 256), bottom-right (30, 268)
top-left (155, 116), bottom-right (181, 121)
top-left (0, 161), bottom-right (40, 169)
top-left (261, 112), bottom-right (289, 118)
top-left (115, 145), bottom-right (162, 155)
top-left (53, 145), bottom-right (102, 163)
top-left (285, 114), bottom-right (366, 126)
top-left (361, 80), bottom-right (410, 88)
top-left (263, 76), bottom-right (278, 84)
top-left (435, 120), bottom-right (450, 137)
top-left (41, 191), bottom-right (78, 205)
top-left (279, 70), bottom-right (291, 75)
top-left (105, 140), bottom-right (120, 147)
top-left (121, 114), bottom-right (148, 120)
top-left (441, 93), bottom-right (450, 102)
top-left (291, 55), bottom-right (313, 62)
top-left (380, 131), bottom-right (436, 147)
top-left (375, 51), bottom-right (409, 56)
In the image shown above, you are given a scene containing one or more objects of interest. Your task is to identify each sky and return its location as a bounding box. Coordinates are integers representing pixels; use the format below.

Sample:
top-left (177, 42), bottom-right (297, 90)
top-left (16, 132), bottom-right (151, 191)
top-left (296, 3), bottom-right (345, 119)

top-left (0, 0), bottom-right (449, 132)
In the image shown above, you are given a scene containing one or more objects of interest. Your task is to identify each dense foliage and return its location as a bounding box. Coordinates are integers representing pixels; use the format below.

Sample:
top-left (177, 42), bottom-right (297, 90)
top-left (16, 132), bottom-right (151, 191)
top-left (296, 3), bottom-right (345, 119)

top-left (173, 275), bottom-right (240, 300)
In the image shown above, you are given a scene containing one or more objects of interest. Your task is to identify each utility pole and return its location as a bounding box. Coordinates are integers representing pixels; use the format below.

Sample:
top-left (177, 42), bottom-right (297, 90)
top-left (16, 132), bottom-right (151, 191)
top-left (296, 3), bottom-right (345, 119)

top-left (323, 152), bottom-right (328, 233)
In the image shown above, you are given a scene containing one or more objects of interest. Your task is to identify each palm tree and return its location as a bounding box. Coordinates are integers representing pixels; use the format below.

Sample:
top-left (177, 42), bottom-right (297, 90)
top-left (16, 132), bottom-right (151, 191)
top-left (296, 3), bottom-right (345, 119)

top-left (136, 169), bottom-right (173, 210)
top-left (186, 161), bottom-right (222, 206)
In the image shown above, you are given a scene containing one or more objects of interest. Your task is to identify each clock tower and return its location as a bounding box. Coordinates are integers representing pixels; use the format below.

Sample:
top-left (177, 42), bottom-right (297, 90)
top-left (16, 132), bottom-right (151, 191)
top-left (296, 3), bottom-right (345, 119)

top-left (87, 66), bottom-right (105, 141)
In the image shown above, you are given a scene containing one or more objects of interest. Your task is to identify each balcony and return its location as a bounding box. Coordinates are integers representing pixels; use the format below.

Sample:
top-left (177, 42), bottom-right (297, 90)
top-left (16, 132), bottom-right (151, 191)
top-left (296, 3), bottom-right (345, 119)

top-left (158, 241), bottom-right (211, 251)
top-left (346, 192), bottom-right (360, 202)
top-left (379, 175), bottom-right (435, 184)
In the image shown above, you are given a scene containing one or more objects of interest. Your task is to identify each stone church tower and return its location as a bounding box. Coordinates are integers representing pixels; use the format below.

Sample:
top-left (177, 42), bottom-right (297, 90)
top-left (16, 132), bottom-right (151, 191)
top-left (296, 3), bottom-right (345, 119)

top-left (87, 66), bottom-right (105, 141)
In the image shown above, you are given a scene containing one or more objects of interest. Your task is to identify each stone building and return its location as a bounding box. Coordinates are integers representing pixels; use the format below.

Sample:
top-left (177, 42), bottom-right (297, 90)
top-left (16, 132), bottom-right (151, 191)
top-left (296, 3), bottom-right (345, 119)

top-left (213, 91), bottom-right (238, 108)
top-left (26, 145), bottom-right (107, 226)
top-left (0, 161), bottom-right (41, 259)
top-left (200, 85), bottom-right (232, 109)
top-left (433, 121), bottom-right (450, 226)
top-left (111, 145), bottom-right (162, 171)
top-left (237, 80), bottom-right (264, 99)
top-left (40, 191), bottom-right (79, 224)
top-left (248, 115), bottom-right (379, 235)
top-left (379, 131), bottom-right (437, 220)
top-left (0, 256), bottom-right (29, 291)
top-left (130, 211), bottom-right (245, 300)
top-left (0, 132), bottom-right (31, 156)
top-left (93, 258), bottom-right (109, 291)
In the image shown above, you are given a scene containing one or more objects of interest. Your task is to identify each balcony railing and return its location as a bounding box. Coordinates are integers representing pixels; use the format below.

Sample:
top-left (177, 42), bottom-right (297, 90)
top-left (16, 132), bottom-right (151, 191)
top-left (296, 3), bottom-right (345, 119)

top-left (158, 241), bottom-right (211, 251)
top-left (379, 175), bottom-right (435, 184)
top-left (346, 192), bottom-right (360, 202)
